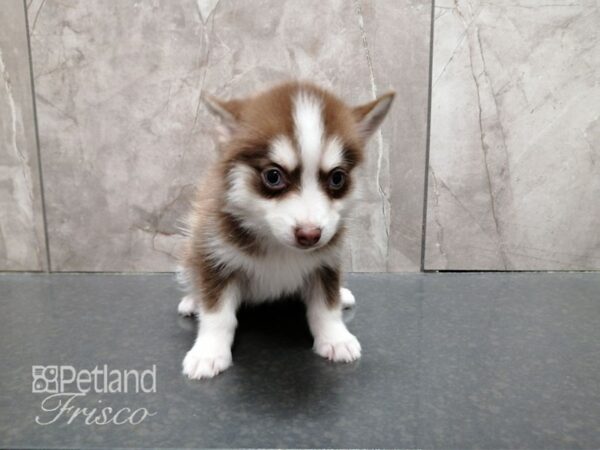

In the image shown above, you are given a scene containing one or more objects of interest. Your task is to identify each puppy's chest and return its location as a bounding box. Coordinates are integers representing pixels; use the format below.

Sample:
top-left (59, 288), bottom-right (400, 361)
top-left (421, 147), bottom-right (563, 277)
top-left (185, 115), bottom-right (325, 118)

top-left (241, 254), bottom-right (320, 301)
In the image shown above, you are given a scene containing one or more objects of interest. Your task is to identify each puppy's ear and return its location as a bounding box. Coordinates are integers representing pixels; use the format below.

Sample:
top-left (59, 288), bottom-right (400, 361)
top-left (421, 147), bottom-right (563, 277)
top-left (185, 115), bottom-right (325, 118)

top-left (352, 92), bottom-right (395, 141)
top-left (203, 95), bottom-right (244, 142)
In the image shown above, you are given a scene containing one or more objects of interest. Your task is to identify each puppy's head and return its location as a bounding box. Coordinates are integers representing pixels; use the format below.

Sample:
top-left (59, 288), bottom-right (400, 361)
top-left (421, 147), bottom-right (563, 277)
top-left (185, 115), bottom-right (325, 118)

top-left (208, 82), bottom-right (394, 251)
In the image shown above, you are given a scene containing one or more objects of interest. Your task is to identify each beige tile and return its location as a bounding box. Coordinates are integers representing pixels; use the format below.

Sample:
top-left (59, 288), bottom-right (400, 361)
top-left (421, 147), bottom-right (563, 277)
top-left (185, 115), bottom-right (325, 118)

top-left (29, 0), bottom-right (220, 271)
top-left (358, 0), bottom-right (432, 271)
top-left (30, 0), bottom-right (433, 272)
top-left (0, 0), bottom-right (47, 271)
top-left (426, 0), bottom-right (600, 270)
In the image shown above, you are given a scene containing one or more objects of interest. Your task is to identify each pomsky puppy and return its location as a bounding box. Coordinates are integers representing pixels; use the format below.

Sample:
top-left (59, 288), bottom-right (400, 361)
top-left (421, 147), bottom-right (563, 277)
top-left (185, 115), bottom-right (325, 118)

top-left (178, 81), bottom-right (394, 379)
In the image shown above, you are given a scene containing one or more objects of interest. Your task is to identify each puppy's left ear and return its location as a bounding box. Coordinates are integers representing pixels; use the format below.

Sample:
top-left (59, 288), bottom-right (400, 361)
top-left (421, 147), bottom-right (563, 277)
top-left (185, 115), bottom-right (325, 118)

top-left (203, 95), bottom-right (244, 142)
top-left (352, 92), bottom-right (395, 141)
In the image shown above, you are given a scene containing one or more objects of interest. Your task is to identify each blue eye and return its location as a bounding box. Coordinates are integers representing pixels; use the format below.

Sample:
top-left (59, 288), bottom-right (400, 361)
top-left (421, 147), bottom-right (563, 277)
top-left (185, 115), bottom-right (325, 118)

top-left (262, 167), bottom-right (287, 190)
top-left (329, 169), bottom-right (346, 190)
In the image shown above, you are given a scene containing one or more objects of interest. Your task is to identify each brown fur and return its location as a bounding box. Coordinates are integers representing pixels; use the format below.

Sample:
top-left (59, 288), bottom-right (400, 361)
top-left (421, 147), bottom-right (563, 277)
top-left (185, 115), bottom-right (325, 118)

top-left (187, 249), bottom-right (235, 311)
top-left (219, 82), bottom-right (366, 169)
top-left (181, 170), bottom-right (234, 310)
top-left (315, 265), bottom-right (341, 308)
top-left (181, 82), bottom-right (383, 311)
top-left (218, 211), bottom-right (264, 256)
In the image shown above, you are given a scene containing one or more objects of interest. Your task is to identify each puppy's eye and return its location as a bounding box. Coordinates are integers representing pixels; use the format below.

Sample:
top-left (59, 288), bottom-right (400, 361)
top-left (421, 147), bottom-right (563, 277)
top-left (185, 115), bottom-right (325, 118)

top-left (328, 169), bottom-right (346, 190)
top-left (261, 167), bottom-right (287, 190)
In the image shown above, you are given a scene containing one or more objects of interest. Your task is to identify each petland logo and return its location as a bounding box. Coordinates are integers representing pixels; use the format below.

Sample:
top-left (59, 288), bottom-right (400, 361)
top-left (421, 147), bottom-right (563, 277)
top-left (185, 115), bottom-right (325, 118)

top-left (32, 365), bottom-right (157, 425)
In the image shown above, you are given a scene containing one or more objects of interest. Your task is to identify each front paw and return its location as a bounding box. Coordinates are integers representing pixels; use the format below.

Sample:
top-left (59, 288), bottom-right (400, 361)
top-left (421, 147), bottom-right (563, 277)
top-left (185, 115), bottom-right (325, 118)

top-left (340, 287), bottom-right (356, 308)
top-left (177, 295), bottom-right (198, 316)
top-left (314, 331), bottom-right (361, 363)
top-left (182, 345), bottom-right (232, 380)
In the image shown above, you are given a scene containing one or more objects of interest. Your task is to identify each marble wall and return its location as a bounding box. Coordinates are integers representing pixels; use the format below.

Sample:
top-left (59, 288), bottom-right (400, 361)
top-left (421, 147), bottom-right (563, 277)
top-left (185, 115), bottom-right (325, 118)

top-left (25, 0), bottom-right (432, 272)
top-left (2, 0), bottom-right (599, 272)
top-left (0, 0), bottom-right (47, 271)
top-left (425, 0), bottom-right (600, 270)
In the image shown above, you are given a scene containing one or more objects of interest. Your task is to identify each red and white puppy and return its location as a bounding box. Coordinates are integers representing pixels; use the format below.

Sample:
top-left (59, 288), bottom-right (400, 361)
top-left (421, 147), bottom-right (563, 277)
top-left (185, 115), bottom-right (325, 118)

top-left (178, 82), bottom-right (394, 379)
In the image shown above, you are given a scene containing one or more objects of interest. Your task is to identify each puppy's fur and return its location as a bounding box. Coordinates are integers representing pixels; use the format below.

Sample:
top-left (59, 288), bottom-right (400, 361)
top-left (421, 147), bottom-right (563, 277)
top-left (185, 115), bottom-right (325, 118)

top-left (178, 81), bottom-right (394, 379)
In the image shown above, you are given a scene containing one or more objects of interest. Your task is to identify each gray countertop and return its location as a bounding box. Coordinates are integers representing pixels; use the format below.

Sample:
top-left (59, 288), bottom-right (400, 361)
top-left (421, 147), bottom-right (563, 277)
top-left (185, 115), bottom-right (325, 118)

top-left (1, 272), bottom-right (599, 448)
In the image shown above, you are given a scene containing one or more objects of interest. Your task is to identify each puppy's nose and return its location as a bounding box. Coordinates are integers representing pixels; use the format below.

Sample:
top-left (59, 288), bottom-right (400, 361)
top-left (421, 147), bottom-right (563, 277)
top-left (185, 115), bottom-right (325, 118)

top-left (295, 226), bottom-right (322, 248)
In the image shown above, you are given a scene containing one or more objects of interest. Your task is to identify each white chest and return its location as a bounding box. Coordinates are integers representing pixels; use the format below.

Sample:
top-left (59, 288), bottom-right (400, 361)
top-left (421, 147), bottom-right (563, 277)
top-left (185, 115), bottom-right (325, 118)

top-left (210, 243), bottom-right (330, 301)
top-left (207, 236), bottom-right (340, 303)
top-left (243, 253), bottom-right (319, 301)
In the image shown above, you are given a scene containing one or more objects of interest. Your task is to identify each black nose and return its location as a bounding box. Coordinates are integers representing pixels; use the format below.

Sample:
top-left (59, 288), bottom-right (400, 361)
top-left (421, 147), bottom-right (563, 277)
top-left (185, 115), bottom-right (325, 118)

top-left (295, 227), bottom-right (322, 247)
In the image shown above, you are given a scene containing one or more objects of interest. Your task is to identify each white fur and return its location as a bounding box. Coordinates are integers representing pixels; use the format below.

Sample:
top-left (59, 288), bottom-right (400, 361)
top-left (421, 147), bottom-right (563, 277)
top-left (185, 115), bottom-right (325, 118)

top-left (225, 159), bottom-right (346, 250)
top-left (306, 281), bottom-right (361, 362)
top-left (269, 135), bottom-right (298, 171)
top-left (267, 184), bottom-right (341, 248)
top-left (204, 233), bottom-right (340, 301)
top-left (182, 283), bottom-right (240, 379)
top-left (222, 91), bottom-right (338, 249)
top-left (179, 87), bottom-right (391, 380)
top-left (293, 91), bottom-right (324, 173)
top-left (321, 137), bottom-right (344, 172)
top-left (340, 287), bottom-right (356, 307)
top-left (178, 294), bottom-right (198, 316)
top-left (225, 164), bottom-right (269, 227)
top-left (180, 241), bottom-right (360, 379)
top-left (222, 92), bottom-right (352, 252)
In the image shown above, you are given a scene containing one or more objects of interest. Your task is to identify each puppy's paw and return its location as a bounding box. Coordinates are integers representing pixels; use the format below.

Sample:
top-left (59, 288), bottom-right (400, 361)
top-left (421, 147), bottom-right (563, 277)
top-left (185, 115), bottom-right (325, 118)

top-left (340, 287), bottom-right (356, 308)
top-left (178, 295), bottom-right (198, 316)
top-left (182, 345), bottom-right (232, 380)
top-left (314, 331), bottom-right (361, 363)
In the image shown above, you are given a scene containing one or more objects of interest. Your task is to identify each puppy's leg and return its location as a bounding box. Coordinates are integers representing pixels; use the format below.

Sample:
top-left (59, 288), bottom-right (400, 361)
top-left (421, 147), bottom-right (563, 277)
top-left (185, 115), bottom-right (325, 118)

top-left (178, 294), bottom-right (199, 316)
top-left (176, 266), bottom-right (199, 316)
top-left (182, 282), bottom-right (240, 379)
top-left (340, 287), bottom-right (355, 308)
top-left (305, 268), bottom-right (361, 363)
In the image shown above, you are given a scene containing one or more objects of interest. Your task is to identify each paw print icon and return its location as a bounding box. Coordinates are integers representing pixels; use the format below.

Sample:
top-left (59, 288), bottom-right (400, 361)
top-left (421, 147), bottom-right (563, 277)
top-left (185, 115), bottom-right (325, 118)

top-left (32, 366), bottom-right (59, 393)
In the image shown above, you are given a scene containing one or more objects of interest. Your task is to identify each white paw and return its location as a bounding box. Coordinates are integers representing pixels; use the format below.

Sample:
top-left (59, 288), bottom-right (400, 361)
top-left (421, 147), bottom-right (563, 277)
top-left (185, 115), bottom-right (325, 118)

top-left (340, 287), bottom-right (356, 308)
top-left (182, 344), bottom-right (232, 380)
top-left (178, 295), bottom-right (198, 316)
top-left (314, 331), bottom-right (361, 363)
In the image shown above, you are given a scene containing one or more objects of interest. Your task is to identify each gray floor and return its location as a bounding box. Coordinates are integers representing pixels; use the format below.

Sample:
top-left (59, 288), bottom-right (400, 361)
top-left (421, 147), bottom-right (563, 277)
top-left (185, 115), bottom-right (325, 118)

top-left (0, 273), bottom-right (599, 448)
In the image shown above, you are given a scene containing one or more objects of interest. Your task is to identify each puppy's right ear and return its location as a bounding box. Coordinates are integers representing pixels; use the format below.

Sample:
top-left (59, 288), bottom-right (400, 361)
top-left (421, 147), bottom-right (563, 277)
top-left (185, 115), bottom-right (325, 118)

top-left (203, 95), bottom-right (244, 142)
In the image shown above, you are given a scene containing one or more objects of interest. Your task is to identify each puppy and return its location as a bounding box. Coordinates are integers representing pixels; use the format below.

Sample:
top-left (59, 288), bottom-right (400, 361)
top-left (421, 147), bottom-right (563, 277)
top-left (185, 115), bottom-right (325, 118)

top-left (178, 81), bottom-right (394, 379)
